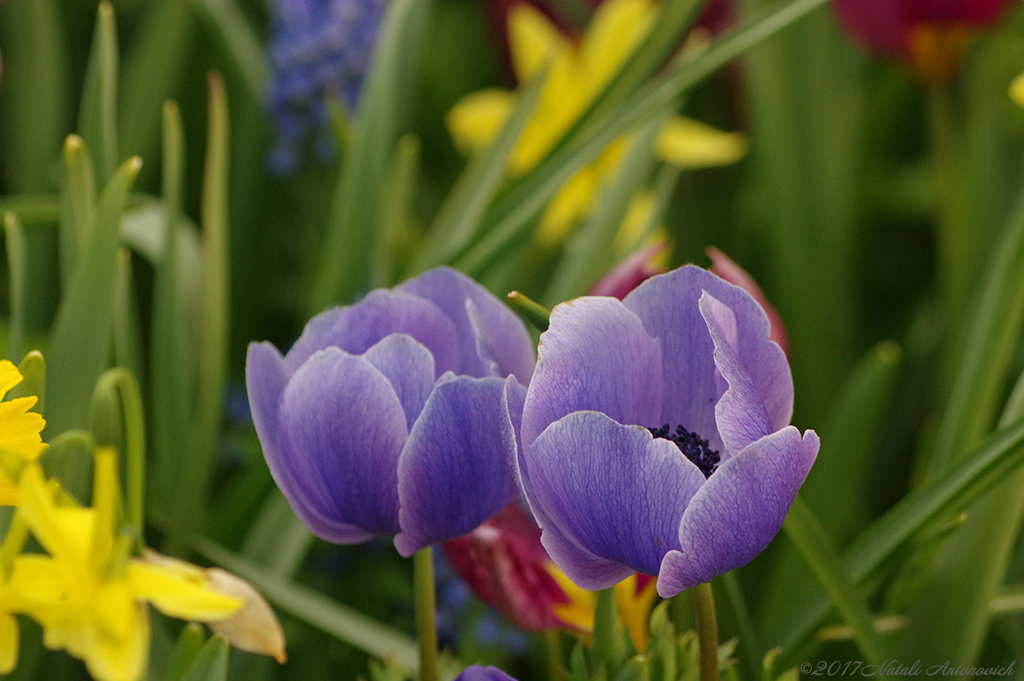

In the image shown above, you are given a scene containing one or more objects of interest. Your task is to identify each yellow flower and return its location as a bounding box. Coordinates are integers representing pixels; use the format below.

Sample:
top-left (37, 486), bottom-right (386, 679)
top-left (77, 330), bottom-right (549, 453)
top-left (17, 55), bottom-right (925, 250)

top-left (547, 566), bottom-right (660, 653)
top-left (447, 0), bottom-right (747, 245)
top-left (0, 359), bottom-right (47, 505)
top-left (1010, 71), bottom-right (1024, 109)
top-left (7, 452), bottom-right (243, 681)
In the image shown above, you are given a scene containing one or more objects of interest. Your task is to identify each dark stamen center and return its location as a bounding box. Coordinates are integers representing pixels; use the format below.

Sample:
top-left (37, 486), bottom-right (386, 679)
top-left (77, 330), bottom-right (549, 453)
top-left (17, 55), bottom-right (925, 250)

top-left (648, 424), bottom-right (720, 479)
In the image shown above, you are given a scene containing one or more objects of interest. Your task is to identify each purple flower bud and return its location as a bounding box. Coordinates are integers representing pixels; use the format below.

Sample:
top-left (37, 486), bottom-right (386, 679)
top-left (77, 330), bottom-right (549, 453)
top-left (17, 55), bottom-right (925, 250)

top-left (454, 666), bottom-right (518, 681)
top-left (246, 268), bottom-right (536, 555)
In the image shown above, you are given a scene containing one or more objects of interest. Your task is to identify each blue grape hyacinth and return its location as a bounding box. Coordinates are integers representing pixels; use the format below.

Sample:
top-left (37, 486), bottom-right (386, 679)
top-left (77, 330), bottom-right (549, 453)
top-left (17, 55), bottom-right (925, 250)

top-left (265, 0), bottom-right (385, 174)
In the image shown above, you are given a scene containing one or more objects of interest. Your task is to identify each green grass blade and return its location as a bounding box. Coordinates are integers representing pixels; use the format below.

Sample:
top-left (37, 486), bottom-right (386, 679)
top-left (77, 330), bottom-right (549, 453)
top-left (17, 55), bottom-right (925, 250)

top-left (454, 0), bottom-right (832, 276)
top-left (542, 116), bottom-right (663, 306)
top-left (58, 135), bottom-right (96, 288)
top-left (4, 213), bottom-right (26, 363)
top-left (0, 195), bottom-right (61, 225)
top-left (309, 0), bottom-right (432, 313)
top-left (408, 69), bottom-right (545, 274)
top-left (173, 73), bottom-right (229, 541)
top-left (151, 101), bottom-right (191, 516)
top-left (47, 156), bottom-right (142, 438)
top-left (167, 623), bottom-right (207, 681)
top-left (192, 0), bottom-right (268, 101)
top-left (113, 249), bottom-right (144, 381)
top-left (374, 134), bottom-right (421, 288)
top-left (178, 634), bottom-right (229, 681)
top-left (782, 496), bottom-right (886, 664)
top-left (771, 415), bottom-right (1024, 654)
top-left (240, 491), bottom-right (315, 579)
top-left (191, 536), bottom-right (419, 669)
top-left (120, 0), bottom-right (194, 161)
top-left (10, 351), bottom-right (46, 416)
top-left (78, 1), bottom-right (119, 184)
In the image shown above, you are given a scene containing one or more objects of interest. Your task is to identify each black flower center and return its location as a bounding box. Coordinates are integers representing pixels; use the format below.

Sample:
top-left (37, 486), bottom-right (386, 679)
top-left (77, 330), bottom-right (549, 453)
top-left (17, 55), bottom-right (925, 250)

top-left (648, 424), bottom-right (720, 479)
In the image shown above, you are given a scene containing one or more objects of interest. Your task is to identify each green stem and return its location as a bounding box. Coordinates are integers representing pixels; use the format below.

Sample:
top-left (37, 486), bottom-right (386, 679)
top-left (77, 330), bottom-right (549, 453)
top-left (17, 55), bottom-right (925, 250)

top-left (545, 629), bottom-right (562, 681)
top-left (692, 582), bottom-right (719, 681)
top-left (413, 547), bottom-right (438, 681)
top-left (593, 586), bottom-right (626, 674)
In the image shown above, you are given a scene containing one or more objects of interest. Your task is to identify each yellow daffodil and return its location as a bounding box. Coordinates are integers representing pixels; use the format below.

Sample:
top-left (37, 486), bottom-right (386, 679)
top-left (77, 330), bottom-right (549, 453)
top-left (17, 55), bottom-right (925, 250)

top-left (0, 359), bottom-right (47, 505)
top-left (547, 566), bottom-right (660, 653)
top-left (7, 452), bottom-right (244, 681)
top-left (1011, 71), bottom-right (1024, 108)
top-left (447, 0), bottom-right (747, 245)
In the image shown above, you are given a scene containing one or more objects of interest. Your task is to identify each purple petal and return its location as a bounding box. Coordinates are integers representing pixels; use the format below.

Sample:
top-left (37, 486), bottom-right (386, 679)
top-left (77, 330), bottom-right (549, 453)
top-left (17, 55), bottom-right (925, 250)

top-left (700, 292), bottom-right (773, 456)
top-left (657, 426), bottom-right (819, 597)
top-left (521, 297), bottom-right (663, 449)
top-left (524, 411), bottom-right (707, 580)
top-left (398, 267), bottom-right (535, 382)
top-left (279, 348), bottom-right (407, 536)
top-left (624, 266), bottom-right (793, 454)
top-left (247, 342), bottom-right (373, 543)
top-left (394, 376), bottom-right (517, 556)
top-left (282, 289), bottom-right (461, 377)
top-left (455, 666), bottom-right (519, 681)
top-left (362, 334), bottom-right (436, 428)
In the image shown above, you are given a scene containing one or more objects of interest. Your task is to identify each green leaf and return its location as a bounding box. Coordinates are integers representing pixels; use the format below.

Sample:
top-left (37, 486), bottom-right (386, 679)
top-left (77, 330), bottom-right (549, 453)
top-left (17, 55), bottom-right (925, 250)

top-left (113, 248), bottom-right (145, 382)
top-left (192, 0), bottom-right (269, 101)
top-left (309, 0), bottom-right (432, 313)
top-left (782, 496), bottom-right (886, 664)
top-left (408, 68), bottom-right (545, 274)
top-left (593, 587), bottom-right (627, 676)
top-left (772, 415), bottom-right (1024, 653)
top-left (78, 1), bottom-right (119, 184)
top-left (58, 135), bottom-right (96, 288)
top-left (178, 634), bottom-right (229, 681)
top-left (0, 195), bottom-right (61, 225)
top-left (239, 490), bottom-right (315, 579)
top-left (47, 156), bottom-right (142, 439)
top-left (506, 291), bottom-right (551, 332)
top-left (190, 536), bottom-right (419, 669)
top-left (9, 351), bottom-right (46, 416)
top-left (167, 623), bottom-right (207, 681)
top-left (374, 134), bottom-right (422, 288)
top-left (4, 213), bottom-right (27, 363)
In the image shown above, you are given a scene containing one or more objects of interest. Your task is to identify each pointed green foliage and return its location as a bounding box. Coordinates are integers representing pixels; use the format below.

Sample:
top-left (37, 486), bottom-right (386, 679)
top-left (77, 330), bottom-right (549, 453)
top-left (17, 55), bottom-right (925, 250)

top-left (569, 641), bottom-right (590, 681)
top-left (9, 351), bottom-right (45, 415)
top-left (58, 135), bottom-right (95, 288)
top-left (506, 291), bottom-right (551, 332)
top-left (374, 133), bottom-right (422, 288)
top-left (78, 1), bottom-right (119, 184)
top-left (47, 155), bottom-right (141, 439)
top-left (178, 634), bottom-right (229, 681)
top-left (192, 0), bottom-right (268, 100)
top-left (4, 212), bottom-right (26, 363)
top-left (167, 623), bottom-right (207, 681)
top-left (593, 587), bottom-right (627, 677)
top-left (113, 248), bottom-right (144, 382)
top-left (240, 491), bottom-right (315, 580)
top-left (310, 0), bottom-right (432, 312)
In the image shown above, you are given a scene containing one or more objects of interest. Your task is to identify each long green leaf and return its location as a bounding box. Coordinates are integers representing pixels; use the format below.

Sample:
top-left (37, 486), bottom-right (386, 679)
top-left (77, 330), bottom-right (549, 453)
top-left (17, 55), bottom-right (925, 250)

top-left (309, 0), bottom-right (432, 313)
top-left (772, 415), bottom-right (1024, 654)
top-left (78, 1), bottom-right (119, 184)
top-left (782, 497), bottom-right (886, 664)
top-left (191, 536), bottom-right (419, 669)
top-left (58, 135), bottom-right (96, 288)
top-left (47, 156), bottom-right (142, 439)
top-left (408, 68), bottom-right (545, 274)
top-left (179, 634), bottom-right (229, 681)
top-left (167, 623), bottom-right (207, 681)
top-left (4, 213), bottom-right (26, 363)
top-left (454, 0), bottom-right (832, 275)
top-left (192, 0), bottom-right (268, 101)
top-left (0, 195), bottom-right (61, 225)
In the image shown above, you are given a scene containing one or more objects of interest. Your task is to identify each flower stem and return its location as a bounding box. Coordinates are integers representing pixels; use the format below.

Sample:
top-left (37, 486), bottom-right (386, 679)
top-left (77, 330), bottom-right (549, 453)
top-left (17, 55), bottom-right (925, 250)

top-left (692, 582), bottom-right (719, 681)
top-left (545, 629), bottom-right (562, 681)
top-left (413, 547), bottom-right (438, 681)
top-left (593, 586), bottom-right (626, 674)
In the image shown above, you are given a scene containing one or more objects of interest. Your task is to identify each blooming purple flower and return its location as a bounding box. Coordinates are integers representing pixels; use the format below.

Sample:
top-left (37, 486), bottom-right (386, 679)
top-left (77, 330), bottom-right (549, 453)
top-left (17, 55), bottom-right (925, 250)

top-left (512, 265), bottom-right (819, 597)
top-left (454, 665), bottom-right (518, 681)
top-left (246, 267), bottom-right (535, 556)
top-left (265, 0), bottom-right (385, 174)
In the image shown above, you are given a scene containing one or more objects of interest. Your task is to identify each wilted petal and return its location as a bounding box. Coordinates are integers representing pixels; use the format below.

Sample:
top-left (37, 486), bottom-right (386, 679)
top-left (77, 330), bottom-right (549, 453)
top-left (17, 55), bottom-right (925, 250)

top-left (205, 568), bottom-right (287, 663)
top-left (279, 349), bottom-right (406, 536)
top-left (525, 411), bottom-right (706, 580)
top-left (398, 267), bottom-right (535, 382)
top-left (362, 334), bottom-right (436, 428)
top-left (394, 377), bottom-right (517, 556)
top-left (247, 343), bottom-right (373, 544)
top-left (522, 297), bottom-right (662, 449)
top-left (657, 426), bottom-right (819, 597)
top-left (282, 290), bottom-right (461, 377)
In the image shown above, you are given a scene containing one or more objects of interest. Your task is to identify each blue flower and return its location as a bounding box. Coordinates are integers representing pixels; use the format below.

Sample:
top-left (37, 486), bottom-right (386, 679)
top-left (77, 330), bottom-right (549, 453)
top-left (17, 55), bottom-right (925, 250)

top-left (512, 266), bottom-right (819, 597)
top-left (265, 0), bottom-right (385, 174)
top-left (454, 666), bottom-right (518, 681)
top-left (246, 268), bottom-right (536, 556)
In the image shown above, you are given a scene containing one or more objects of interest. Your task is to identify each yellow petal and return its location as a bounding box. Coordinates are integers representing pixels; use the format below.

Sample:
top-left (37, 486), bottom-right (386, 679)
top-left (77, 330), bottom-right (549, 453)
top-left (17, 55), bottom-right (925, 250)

top-left (0, 612), bottom-right (18, 674)
top-left (613, 191), bottom-right (656, 255)
top-left (0, 474), bottom-right (18, 506)
top-left (580, 0), bottom-right (656, 90)
top-left (446, 89), bottom-right (515, 155)
top-left (0, 397), bottom-right (47, 461)
top-left (537, 168), bottom-right (599, 246)
top-left (615, 575), bottom-right (659, 653)
top-left (656, 116), bottom-right (748, 168)
top-left (0, 360), bottom-right (22, 398)
top-left (16, 464), bottom-right (94, 569)
top-left (508, 3), bottom-right (569, 82)
top-left (88, 582), bottom-right (149, 681)
top-left (204, 568), bottom-right (287, 663)
top-left (127, 553), bottom-right (242, 622)
top-left (546, 564), bottom-right (596, 633)
top-left (1011, 72), bottom-right (1024, 109)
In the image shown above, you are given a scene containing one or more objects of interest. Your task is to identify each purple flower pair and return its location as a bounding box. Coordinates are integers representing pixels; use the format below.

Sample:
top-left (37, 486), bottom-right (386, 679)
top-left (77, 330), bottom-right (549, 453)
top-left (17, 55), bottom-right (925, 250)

top-left (246, 265), bottom-right (818, 594)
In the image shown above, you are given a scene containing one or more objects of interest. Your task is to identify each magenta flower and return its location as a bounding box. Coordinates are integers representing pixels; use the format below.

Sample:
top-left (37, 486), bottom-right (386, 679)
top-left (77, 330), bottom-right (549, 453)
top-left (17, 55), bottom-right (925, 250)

top-left (246, 267), bottom-right (535, 556)
top-left (512, 266), bottom-right (819, 597)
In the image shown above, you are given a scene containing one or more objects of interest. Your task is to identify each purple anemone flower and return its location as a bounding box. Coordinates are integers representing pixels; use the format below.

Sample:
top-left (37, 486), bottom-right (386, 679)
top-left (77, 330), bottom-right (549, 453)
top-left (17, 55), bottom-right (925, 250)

top-left (511, 265), bottom-right (819, 597)
top-left (246, 267), bottom-right (535, 556)
top-left (454, 666), bottom-right (518, 681)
